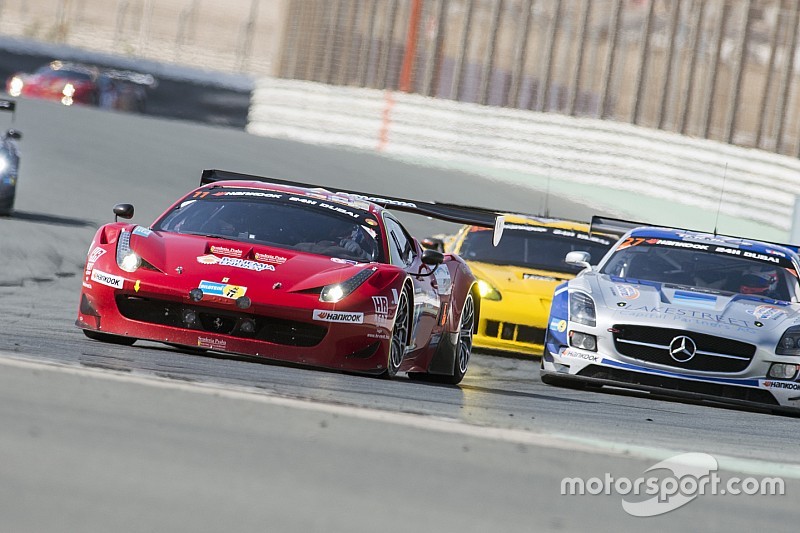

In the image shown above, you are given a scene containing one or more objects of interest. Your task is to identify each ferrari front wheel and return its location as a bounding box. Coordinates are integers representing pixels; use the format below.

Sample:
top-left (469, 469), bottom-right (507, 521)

top-left (82, 329), bottom-right (136, 346)
top-left (383, 289), bottom-right (409, 379)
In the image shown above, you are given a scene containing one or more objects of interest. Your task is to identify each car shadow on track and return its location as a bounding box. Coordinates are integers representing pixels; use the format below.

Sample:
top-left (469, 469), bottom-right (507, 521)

top-left (7, 210), bottom-right (97, 227)
top-left (459, 384), bottom-right (601, 404)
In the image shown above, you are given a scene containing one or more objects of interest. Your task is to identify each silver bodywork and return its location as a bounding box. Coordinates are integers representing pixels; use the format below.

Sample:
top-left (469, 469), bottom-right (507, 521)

top-left (542, 231), bottom-right (800, 411)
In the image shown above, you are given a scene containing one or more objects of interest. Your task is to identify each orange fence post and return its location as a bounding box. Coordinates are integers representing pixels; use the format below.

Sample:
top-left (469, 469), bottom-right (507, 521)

top-left (399, 0), bottom-right (423, 92)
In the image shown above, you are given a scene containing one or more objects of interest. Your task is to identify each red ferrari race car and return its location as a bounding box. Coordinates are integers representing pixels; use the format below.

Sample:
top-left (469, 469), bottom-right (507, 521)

top-left (6, 60), bottom-right (156, 112)
top-left (76, 170), bottom-right (506, 383)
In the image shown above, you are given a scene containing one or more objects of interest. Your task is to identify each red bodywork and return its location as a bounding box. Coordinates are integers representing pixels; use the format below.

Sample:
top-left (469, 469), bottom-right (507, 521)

top-left (7, 66), bottom-right (98, 105)
top-left (76, 180), bottom-right (479, 378)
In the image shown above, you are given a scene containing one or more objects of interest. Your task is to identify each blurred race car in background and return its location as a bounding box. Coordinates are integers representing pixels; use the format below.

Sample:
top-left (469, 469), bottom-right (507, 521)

top-left (76, 169), bottom-right (507, 384)
top-left (6, 60), bottom-right (157, 113)
top-left (542, 216), bottom-right (800, 413)
top-left (425, 216), bottom-right (615, 356)
top-left (0, 99), bottom-right (21, 216)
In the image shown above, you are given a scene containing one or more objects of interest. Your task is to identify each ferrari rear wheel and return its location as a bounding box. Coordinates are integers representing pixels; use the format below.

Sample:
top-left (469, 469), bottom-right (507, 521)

top-left (384, 289), bottom-right (409, 378)
top-left (453, 293), bottom-right (475, 381)
top-left (407, 293), bottom-right (474, 385)
top-left (82, 329), bottom-right (136, 346)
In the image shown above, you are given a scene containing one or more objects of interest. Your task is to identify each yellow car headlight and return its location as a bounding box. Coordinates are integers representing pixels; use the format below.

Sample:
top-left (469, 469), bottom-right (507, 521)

top-left (477, 279), bottom-right (502, 301)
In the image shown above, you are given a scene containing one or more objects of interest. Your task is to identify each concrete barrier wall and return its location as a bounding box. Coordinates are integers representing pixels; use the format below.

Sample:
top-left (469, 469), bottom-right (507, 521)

top-left (247, 78), bottom-right (800, 232)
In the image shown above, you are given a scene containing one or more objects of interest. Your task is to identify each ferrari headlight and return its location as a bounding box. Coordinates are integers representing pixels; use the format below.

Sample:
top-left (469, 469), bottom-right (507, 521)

top-left (8, 76), bottom-right (23, 96)
top-left (320, 268), bottom-right (375, 303)
top-left (116, 230), bottom-right (141, 273)
top-left (569, 291), bottom-right (596, 327)
top-left (776, 326), bottom-right (800, 355)
top-left (476, 279), bottom-right (502, 301)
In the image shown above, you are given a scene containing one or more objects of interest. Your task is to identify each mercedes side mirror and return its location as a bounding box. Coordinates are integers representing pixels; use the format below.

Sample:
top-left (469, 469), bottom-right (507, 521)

top-left (113, 203), bottom-right (134, 221)
top-left (565, 250), bottom-right (591, 270)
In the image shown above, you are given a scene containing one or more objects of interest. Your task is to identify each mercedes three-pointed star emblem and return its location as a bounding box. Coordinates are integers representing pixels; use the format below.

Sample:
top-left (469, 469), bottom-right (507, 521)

top-left (669, 335), bottom-right (697, 362)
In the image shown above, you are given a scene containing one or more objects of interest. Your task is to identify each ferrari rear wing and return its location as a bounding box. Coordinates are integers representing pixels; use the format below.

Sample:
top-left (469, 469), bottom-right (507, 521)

top-left (201, 169), bottom-right (507, 244)
top-left (589, 216), bottom-right (645, 240)
top-left (590, 215), bottom-right (800, 254)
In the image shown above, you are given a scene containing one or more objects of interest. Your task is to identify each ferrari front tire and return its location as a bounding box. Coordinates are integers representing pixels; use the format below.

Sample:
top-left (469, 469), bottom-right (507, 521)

top-left (82, 329), bottom-right (136, 346)
top-left (383, 288), bottom-right (410, 379)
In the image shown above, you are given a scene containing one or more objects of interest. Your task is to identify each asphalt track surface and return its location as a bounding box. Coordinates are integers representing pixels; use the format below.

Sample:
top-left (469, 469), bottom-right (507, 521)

top-left (1, 98), bottom-right (799, 532)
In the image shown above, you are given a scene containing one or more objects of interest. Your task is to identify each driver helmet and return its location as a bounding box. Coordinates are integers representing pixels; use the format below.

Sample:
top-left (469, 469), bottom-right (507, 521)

top-left (739, 265), bottom-right (779, 295)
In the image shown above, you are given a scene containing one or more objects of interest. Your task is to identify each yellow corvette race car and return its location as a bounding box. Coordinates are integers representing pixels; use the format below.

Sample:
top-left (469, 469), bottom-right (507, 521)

top-left (443, 216), bottom-right (616, 356)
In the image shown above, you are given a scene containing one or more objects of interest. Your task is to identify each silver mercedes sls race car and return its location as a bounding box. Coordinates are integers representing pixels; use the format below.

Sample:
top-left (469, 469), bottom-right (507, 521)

top-left (541, 217), bottom-right (800, 414)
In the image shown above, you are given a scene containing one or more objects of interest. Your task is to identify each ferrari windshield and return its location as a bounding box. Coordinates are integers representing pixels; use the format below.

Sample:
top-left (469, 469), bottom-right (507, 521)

top-left (600, 239), bottom-right (800, 302)
top-left (153, 189), bottom-right (385, 262)
top-left (459, 225), bottom-right (614, 274)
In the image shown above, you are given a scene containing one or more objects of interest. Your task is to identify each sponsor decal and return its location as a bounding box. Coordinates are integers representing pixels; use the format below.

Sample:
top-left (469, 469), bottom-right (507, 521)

top-left (367, 332), bottom-right (390, 340)
top-left (254, 252), bottom-right (287, 264)
top-left (561, 348), bottom-right (599, 363)
top-left (345, 193), bottom-right (418, 209)
top-left (210, 245), bottom-right (244, 258)
top-left (196, 255), bottom-right (275, 272)
top-left (82, 281), bottom-right (92, 289)
top-left (365, 218), bottom-right (378, 226)
top-left (289, 196), bottom-right (361, 219)
top-left (331, 257), bottom-right (369, 266)
top-left (762, 380), bottom-right (800, 391)
top-left (614, 284), bottom-right (640, 300)
top-left (766, 249), bottom-right (786, 258)
top-left (312, 310), bottom-right (364, 324)
top-left (132, 226), bottom-right (152, 238)
top-left (213, 191), bottom-right (283, 199)
top-left (85, 247), bottom-right (106, 276)
top-left (372, 296), bottom-right (389, 315)
top-left (549, 318), bottom-right (567, 332)
top-left (91, 269), bottom-right (124, 289)
top-left (524, 273), bottom-right (557, 281)
top-left (198, 336), bottom-right (227, 350)
top-left (619, 305), bottom-right (754, 330)
top-left (197, 254), bottom-right (220, 265)
top-left (748, 305), bottom-right (787, 321)
top-left (199, 280), bottom-right (248, 299)
top-left (134, 280), bottom-right (141, 293)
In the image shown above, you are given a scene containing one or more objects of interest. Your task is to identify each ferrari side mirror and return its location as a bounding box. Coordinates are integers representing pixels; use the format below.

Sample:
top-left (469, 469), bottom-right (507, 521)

top-left (421, 248), bottom-right (444, 266)
top-left (113, 203), bottom-right (134, 221)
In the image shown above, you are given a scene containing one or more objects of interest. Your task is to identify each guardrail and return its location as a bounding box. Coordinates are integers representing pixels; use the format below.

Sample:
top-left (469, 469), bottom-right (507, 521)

top-left (247, 77), bottom-right (800, 232)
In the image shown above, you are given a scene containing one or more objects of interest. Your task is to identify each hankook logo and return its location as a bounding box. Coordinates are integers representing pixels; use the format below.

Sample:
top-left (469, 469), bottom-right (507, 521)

top-left (669, 335), bottom-right (697, 362)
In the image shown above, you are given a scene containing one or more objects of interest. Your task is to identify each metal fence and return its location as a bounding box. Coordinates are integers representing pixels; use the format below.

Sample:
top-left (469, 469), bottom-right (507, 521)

top-left (277, 0), bottom-right (800, 157)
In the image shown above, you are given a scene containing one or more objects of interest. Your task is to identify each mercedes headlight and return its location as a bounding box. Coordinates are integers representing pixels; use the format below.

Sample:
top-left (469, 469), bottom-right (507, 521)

top-left (320, 268), bottom-right (375, 303)
top-left (569, 291), bottom-right (596, 327)
top-left (777, 326), bottom-right (800, 355)
top-left (116, 230), bottom-right (141, 273)
top-left (476, 279), bottom-right (502, 301)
